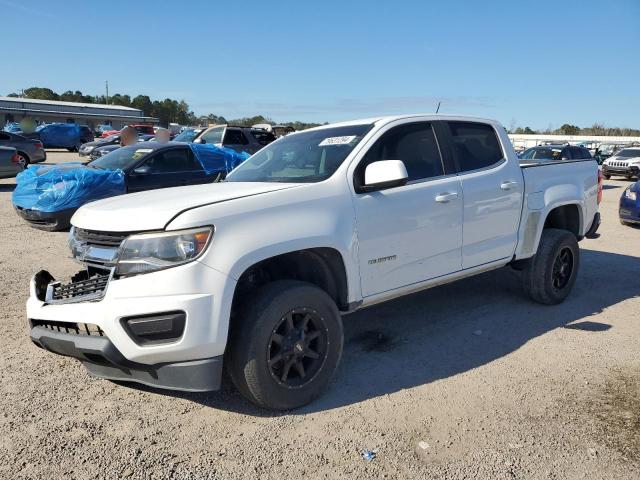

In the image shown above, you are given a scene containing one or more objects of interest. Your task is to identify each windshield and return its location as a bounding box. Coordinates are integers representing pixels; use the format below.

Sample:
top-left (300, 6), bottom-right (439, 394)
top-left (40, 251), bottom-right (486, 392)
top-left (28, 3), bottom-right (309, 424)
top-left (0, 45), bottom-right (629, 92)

top-left (615, 149), bottom-right (640, 158)
top-left (520, 147), bottom-right (563, 160)
top-left (174, 128), bottom-right (201, 142)
top-left (88, 145), bottom-right (154, 170)
top-left (226, 124), bottom-right (373, 183)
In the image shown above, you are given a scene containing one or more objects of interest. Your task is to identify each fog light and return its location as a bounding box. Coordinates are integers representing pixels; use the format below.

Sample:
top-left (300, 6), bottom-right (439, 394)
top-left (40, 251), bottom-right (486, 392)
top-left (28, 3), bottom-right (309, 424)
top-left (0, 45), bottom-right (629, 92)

top-left (121, 311), bottom-right (186, 345)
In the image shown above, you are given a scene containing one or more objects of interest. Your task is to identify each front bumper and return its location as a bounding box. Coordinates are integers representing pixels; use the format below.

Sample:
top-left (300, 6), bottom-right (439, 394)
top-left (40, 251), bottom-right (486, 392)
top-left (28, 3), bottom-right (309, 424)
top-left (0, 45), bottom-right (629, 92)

top-left (27, 260), bottom-right (236, 391)
top-left (603, 165), bottom-right (639, 177)
top-left (30, 326), bottom-right (222, 391)
top-left (14, 205), bottom-right (75, 231)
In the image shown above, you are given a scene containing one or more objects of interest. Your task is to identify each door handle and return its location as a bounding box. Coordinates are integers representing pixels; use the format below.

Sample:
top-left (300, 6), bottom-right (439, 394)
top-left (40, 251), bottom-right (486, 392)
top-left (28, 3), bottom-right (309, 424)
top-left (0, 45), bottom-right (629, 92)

top-left (435, 192), bottom-right (459, 203)
top-left (500, 181), bottom-right (518, 190)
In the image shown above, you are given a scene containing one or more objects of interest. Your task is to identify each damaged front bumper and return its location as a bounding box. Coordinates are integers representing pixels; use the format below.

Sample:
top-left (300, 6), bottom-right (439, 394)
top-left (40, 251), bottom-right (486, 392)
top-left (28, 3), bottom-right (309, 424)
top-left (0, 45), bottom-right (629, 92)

top-left (27, 261), bottom-right (235, 392)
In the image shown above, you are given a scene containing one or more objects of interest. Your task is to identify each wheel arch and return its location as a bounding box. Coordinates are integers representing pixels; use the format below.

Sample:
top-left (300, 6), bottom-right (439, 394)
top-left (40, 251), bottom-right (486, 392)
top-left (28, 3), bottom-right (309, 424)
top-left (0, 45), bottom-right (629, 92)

top-left (230, 247), bottom-right (351, 315)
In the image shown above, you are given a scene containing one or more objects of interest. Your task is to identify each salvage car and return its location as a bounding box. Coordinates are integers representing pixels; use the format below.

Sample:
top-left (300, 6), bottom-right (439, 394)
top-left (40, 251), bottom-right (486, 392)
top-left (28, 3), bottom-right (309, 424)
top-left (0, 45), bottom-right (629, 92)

top-left (194, 125), bottom-right (275, 154)
top-left (78, 134), bottom-right (120, 157)
top-left (0, 146), bottom-right (22, 178)
top-left (519, 145), bottom-right (592, 162)
top-left (619, 181), bottom-right (639, 226)
top-left (0, 130), bottom-right (46, 166)
top-left (25, 115), bottom-right (601, 410)
top-left (602, 147), bottom-right (640, 180)
top-left (22, 123), bottom-right (94, 152)
top-left (13, 142), bottom-right (249, 231)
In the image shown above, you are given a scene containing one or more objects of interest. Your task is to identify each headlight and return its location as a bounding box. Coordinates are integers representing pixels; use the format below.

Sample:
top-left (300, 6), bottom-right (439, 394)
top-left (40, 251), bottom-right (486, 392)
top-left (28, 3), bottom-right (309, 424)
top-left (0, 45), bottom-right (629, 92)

top-left (84, 146), bottom-right (94, 152)
top-left (116, 227), bottom-right (213, 276)
top-left (625, 188), bottom-right (637, 201)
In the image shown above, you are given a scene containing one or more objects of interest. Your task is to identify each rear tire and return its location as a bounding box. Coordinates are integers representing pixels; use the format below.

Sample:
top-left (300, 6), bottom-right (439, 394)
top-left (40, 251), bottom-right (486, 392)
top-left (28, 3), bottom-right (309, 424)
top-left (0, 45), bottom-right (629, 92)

top-left (522, 228), bottom-right (580, 305)
top-left (226, 280), bottom-right (343, 410)
top-left (16, 152), bottom-right (30, 168)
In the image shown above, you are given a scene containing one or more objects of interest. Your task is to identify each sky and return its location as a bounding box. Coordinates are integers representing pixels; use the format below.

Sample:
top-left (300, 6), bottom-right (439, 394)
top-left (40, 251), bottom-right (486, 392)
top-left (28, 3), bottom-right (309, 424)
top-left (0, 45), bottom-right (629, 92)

top-left (1, 0), bottom-right (639, 129)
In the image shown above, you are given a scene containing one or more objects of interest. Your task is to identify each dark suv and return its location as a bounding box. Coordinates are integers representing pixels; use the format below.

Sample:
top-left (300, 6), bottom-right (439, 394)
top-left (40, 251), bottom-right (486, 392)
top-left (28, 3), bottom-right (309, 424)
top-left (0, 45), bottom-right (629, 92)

top-left (193, 125), bottom-right (276, 154)
top-left (519, 145), bottom-right (593, 162)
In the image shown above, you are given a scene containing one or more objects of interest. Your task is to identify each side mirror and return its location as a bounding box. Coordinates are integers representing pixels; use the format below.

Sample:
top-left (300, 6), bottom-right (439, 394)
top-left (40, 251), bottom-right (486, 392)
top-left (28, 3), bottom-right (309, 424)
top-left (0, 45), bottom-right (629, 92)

top-left (360, 160), bottom-right (408, 192)
top-left (195, 137), bottom-right (205, 144)
top-left (133, 165), bottom-right (151, 175)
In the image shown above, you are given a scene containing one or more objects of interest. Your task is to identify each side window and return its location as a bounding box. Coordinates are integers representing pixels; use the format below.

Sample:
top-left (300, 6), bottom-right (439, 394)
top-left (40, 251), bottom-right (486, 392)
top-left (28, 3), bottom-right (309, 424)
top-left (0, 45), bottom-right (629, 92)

top-left (448, 122), bottom-right (504, 172)
top-left (251, 130), bottom-right (276, 146)
top-left (224, 129), bottom-right (249, 145)
top-left (356, 122), bottom-right (444, 186)
top-left (144, 148), bottom-right (201, 173)
top-left (582, 148), bottom-right (593, 159)
top-left (0, 133), bottom-right (10, 141)
top-left (201, 127), bottom-right (224, 144)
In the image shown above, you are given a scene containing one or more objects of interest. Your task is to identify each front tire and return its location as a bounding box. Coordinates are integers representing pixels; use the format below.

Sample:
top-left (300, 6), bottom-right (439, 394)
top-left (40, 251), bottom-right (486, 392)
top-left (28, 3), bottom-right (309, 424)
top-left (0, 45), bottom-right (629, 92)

top-left (226, 280), bottom-right (343, 410)
top-left (522, 228), bottom-right (580, 305)
top-left (16, 152), bottom-right (30, 168)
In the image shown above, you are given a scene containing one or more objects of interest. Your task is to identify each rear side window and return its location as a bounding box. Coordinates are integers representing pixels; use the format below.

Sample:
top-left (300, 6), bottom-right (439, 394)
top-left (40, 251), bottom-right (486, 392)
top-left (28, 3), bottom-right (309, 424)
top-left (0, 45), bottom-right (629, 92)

top-left (224, 129), bottom-right (249, 145)
top-left (448, 122), bottom-right (503, 172)
top-left (251, 129), bottom-right (276, 146)
top-left (358, 122), bottom-right (444, 183)
top-left (144, 148), bottom-right (201, 172)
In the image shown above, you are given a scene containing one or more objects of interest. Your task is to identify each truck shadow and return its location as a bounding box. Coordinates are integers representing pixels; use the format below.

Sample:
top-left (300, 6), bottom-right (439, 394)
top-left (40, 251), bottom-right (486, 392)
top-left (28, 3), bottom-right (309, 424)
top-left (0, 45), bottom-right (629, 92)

top-left (150, 248), bottom-right (640, 415)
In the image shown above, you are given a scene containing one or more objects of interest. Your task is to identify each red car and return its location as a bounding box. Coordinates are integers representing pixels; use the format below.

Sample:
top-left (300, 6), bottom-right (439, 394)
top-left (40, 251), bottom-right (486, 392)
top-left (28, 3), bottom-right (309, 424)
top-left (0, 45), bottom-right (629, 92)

top-left (100, 124), bottom-right (155, 138)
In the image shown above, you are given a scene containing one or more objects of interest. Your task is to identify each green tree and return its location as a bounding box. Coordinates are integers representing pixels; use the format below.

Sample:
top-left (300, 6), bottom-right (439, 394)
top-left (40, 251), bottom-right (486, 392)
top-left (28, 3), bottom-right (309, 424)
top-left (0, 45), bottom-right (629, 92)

top-left (131, 95), bottom-right (153, 116)
top-left (23, 87), bottom-right (59, 100)
top-left (557, 123), bottom-right (580, 135)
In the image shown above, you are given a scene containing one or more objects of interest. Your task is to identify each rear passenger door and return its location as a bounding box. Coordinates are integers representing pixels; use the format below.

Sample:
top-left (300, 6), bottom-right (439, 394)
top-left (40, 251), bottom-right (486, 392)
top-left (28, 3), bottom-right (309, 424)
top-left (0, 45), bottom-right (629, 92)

top-left (126, 147), bottom-right (207, 192)
top-left (223, 128), bottom-right (254, 154)
top-left (443, 121), bottom-right (524, 269)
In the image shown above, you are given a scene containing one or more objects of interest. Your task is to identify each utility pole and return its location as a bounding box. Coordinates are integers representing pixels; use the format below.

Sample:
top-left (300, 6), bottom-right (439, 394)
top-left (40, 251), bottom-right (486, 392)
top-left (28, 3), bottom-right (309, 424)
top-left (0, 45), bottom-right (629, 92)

top-left (435, 101), bottom-right (441, 114)
top-left (105, 81), bottom-right (109, 105)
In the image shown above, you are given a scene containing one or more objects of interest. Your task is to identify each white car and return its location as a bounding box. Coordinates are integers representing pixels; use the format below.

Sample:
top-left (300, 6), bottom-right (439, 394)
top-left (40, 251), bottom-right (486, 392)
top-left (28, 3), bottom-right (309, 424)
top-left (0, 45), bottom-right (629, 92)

top-left (27, 115), bottom-right (601, 409)
top-left (602, 147), bottom-right (640, 179)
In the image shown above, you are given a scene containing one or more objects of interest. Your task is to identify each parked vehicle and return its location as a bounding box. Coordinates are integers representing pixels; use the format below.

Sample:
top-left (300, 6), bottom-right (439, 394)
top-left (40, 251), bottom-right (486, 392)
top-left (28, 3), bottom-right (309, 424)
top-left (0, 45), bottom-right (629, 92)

top-left (3, 122), bottom-right (22, 133)
top-left (0, 131), bottom-right (46, 166)
top-left (94, 124), bottom-right (115, 138)
top-left (173, 128), bottom-right (204, 143)
top-left (193, 125), bottom-right (276, 154)
top-left (87, 135), bottom-right (156, 160)
top-left (0, 146), bottom-right (22, 178)
top-left (25, 115), bottom-right (600, 410)
top-left (619, 181), bottom-right (639, 226)
top-left (13, 142), bottom-right (249, 231)
top-left (601, 147), bottom-right (640, 180)
top-left (78, 134), bottom-right (121, 157)
top-left (100, 124), bottom-right (155, 138)
top-left (519, 145), bottom-right (592, 162)
top-left (22, 123), bottom-right (94, 151)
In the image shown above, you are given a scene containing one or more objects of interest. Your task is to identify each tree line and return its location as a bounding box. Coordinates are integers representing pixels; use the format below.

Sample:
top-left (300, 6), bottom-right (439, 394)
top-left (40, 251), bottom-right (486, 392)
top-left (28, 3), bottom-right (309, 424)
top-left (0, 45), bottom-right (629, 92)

top-left (509, 123), bottom-right (640, 137)
top-left (6, 87), bottom-right (323, 130)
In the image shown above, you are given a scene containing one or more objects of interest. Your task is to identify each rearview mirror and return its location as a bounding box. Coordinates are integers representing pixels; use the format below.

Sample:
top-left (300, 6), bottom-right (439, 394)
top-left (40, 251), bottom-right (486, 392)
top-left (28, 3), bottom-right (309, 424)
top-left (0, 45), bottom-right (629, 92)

top-left (360, 160), bottom-right (408, 193)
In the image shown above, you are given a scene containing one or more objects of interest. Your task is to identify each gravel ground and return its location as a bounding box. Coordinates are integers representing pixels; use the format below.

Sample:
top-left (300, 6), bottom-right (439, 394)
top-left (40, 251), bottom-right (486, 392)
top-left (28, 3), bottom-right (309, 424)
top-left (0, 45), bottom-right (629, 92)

top-left (1, 151), bottom-right (638, 479)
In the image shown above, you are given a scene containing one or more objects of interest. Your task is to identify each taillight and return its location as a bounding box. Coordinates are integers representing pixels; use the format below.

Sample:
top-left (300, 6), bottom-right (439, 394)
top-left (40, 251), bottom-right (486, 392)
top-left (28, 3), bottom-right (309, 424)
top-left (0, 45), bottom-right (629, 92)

top-left (597, 169), bottom-right (603, 204)
top-left (35, 141), bottom-right (43, 149)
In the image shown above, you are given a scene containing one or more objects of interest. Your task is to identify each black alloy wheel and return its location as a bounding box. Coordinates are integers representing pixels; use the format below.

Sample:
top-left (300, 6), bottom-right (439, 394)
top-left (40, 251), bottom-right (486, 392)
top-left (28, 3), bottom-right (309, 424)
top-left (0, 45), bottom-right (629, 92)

top-left (551, 247), bottom-right (574, 292)
top-left (267, 308), bottom-right (328, 388)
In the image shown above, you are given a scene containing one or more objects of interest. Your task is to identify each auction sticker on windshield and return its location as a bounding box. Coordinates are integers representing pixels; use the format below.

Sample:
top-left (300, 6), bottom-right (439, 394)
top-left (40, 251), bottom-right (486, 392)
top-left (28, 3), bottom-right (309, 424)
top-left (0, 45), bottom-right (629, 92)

top-left (318, 136), bottom-right (357, 147)
top-left (132, 149), bottom-right (153, 160)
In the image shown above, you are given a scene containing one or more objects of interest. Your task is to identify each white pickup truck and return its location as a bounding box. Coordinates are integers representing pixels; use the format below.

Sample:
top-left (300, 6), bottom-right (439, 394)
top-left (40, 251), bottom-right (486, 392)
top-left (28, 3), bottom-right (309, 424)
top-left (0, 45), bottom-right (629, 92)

top-left (27, 115), bottom-right (601, 410)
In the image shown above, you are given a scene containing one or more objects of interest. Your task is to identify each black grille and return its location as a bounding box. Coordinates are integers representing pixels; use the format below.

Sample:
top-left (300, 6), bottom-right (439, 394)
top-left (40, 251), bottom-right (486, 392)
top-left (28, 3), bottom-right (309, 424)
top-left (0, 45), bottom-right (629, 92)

top-left (52, 273), bottom-right (110, 301)
top-left (31, 319), bottom-right (106, 336)
top-left (74, 228), bottom-right (129, 247)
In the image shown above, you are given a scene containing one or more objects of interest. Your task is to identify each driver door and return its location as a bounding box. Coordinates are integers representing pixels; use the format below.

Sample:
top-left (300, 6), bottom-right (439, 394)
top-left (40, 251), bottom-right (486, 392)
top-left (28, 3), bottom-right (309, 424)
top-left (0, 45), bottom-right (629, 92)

top-left (351, 121), bottom-right (463, 297)
top-left (127, 147), bottom-right (206, 192)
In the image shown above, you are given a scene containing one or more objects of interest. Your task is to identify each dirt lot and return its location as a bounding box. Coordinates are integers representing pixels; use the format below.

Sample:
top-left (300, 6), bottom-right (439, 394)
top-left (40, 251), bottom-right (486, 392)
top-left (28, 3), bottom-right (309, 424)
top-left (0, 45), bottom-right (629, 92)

top-left (0, 150), bottom-right (638, 479)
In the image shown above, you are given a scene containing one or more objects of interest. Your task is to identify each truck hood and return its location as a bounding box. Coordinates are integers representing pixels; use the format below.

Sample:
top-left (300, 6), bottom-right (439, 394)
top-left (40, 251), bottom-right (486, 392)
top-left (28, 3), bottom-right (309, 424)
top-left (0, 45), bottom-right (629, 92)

top-left (71, 182), bottom-right (300, 232)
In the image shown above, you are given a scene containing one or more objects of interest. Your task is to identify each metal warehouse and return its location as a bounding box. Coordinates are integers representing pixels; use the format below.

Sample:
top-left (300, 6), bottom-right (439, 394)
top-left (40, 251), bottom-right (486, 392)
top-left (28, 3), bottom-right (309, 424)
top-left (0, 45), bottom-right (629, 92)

top-left (0, 96), bottom-right (158, 130)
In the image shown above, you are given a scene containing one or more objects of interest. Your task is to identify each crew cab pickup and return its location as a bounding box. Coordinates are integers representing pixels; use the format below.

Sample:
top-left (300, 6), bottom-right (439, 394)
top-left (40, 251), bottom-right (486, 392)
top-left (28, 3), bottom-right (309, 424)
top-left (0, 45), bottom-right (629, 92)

top-left (27, 115), bottom-right (601, 410)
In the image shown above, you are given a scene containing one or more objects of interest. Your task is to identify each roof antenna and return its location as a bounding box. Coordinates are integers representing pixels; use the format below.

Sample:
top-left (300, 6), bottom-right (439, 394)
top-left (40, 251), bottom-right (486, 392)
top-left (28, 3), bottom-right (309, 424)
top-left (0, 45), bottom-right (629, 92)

top-left (435, 101), bottom-right (441, 114)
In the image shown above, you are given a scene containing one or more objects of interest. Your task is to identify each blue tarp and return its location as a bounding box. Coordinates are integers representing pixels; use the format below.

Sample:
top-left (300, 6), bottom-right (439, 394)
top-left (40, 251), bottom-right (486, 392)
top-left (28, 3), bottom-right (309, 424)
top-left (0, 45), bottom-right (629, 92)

top-left (189, 143), bottom-right (250, 174)
top-left (12, 164), bottom-right (125, 212)
top-left (37, 124), bottom-right (82, 148)
top-left (12, 144), bottom-right (250, 213)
